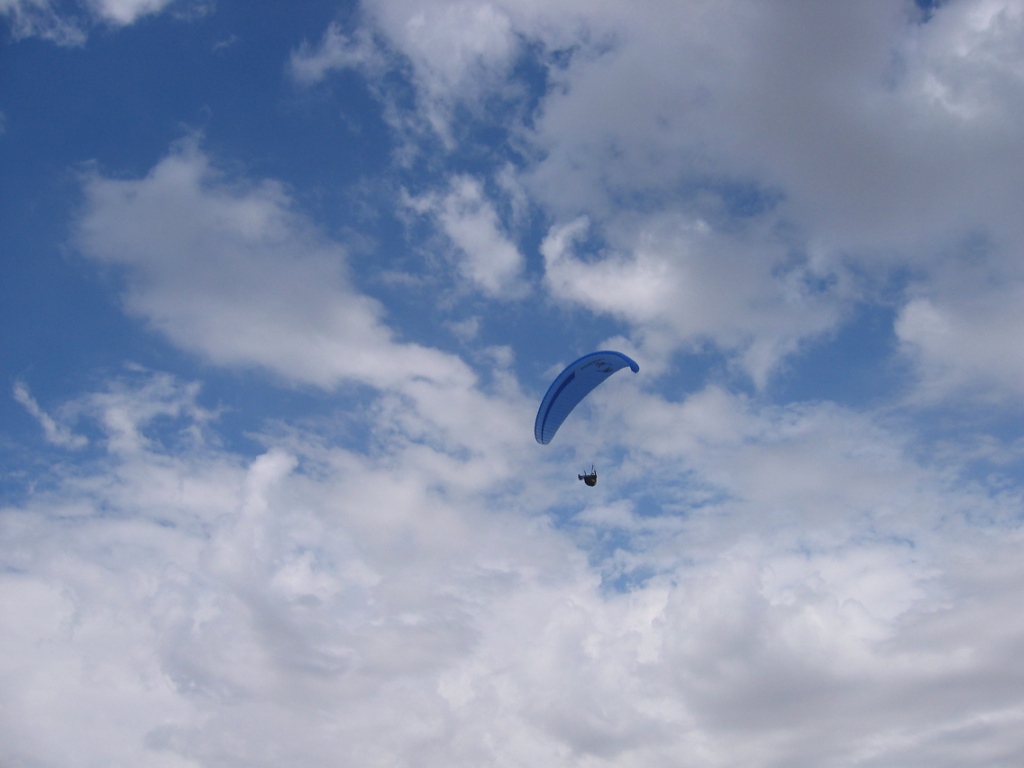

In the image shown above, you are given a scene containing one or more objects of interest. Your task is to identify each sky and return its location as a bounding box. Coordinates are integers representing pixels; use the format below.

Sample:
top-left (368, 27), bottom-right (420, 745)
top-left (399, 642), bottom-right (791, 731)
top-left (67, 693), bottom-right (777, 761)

top-left (2, 0), bottom-right (1024, 765)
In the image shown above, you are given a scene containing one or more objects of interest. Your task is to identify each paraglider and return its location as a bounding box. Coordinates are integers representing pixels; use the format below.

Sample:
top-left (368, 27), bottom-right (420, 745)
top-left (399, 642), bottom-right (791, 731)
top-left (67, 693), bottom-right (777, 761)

top-left (535, 350), bottom-right (639, 485)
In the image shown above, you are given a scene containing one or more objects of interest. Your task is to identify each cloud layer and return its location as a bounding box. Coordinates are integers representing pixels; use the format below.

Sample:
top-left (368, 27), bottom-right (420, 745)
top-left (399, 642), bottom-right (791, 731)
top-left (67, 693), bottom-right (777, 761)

top-left (297, 0), bottom-right (1024, 393)
top-left (6, 1), bottom-right (1024, 766)
top-left (5, 371), bottom-right (1024, 766)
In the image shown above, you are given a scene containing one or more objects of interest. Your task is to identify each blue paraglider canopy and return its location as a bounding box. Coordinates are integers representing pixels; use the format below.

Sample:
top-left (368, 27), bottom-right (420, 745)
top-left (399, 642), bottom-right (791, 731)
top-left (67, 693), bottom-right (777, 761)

top-left (534, 351), bottom-right (640, 445)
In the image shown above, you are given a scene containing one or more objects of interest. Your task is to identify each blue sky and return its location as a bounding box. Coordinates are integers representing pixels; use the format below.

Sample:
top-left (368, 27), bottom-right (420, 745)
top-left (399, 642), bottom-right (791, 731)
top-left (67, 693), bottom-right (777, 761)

top-left (4, 1), bottom-right (1024, 765)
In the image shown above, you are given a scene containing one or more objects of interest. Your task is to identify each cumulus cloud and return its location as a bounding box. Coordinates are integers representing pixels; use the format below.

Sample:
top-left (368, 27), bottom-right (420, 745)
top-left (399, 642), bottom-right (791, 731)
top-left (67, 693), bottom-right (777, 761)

top-left (4, 371), bottom-right (1024, 766)
top-left (507, 0), bottom-right (1024, 247)
top-left (325, 0), bottom-right (1024, 396)
top-left (897, 285), bottom-right (1024, 403)
top-left (72, 140), bottom-right (546, 506)
top-left (75, 139), bottom-right (472, 393)
top-left (541, 215), bottom-right (849, 386)
top-left (362, 0), bottom-right (523, 144)
top-left (405, 174), bottom-right (528, 299)
top-left (337, 0), bottom-right (1024, 248)
top-left (10, 3), bottom-right (1024, 764)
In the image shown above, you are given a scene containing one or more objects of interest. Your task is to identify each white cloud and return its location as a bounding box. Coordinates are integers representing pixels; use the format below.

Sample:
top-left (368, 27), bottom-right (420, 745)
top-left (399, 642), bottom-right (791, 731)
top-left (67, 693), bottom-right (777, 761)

top-left (541, 214), bottom-right (849, 386)
top-left (1, 0), bottom-right (189, 43)
top-left (10, 2), bottom-right (1024, 764)
top-left (882, 227), bottom-right (1024, 404)
top-left (289, 22), bottom-right (387, 86)
top-left (72, 139), bottom-right (545, 500)
top-left (4, 371), bottom-right (1024, 766)
top-left (896, 285), bottom-right (1024, 402)
top-left (910, 0), bottom-right (1024, 122)
top-left (406, 175), bottom-right (527, 299)
top-left (336, 0), bottom-right (1024, 393)
top-left (75, 139), bottom-right (472, 393)
top-left (0, 0), bottom-right (87, 45)
top-left (86, 0), bottom-right (177, 26)
top-left (13, 381), bottom-right (88, 449)
top-left (333, 0), bottom-right (1024, 250)
top-left (512, 0), bottom-right (1024, 250)
top-left (81, 367), bottom-right (215, 455)
top-left (361, 0), bottom-right (522, 145)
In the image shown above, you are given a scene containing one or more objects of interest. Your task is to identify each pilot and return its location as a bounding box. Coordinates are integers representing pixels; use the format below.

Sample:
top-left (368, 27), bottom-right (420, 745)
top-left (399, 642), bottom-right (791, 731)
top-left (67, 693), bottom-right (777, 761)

top-left (578, 466), bottom-right (597, 487)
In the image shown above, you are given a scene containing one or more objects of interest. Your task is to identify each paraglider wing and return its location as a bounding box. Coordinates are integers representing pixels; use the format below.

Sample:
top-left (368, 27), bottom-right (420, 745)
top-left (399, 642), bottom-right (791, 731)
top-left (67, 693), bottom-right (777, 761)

top-left (534, 351), bottom-right (640, 445)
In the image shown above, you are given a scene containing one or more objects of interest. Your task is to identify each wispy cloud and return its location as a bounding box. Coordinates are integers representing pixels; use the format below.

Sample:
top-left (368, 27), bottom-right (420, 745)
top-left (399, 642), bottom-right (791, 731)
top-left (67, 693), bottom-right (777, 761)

top-left (0, 0), bottom-right (86, 45)
top-left (0, 0), bottom-right (201, 44)
top-left (289, 23), bottom-right (387, 86)
top-left (13, 381), bottom-right (87, 449)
